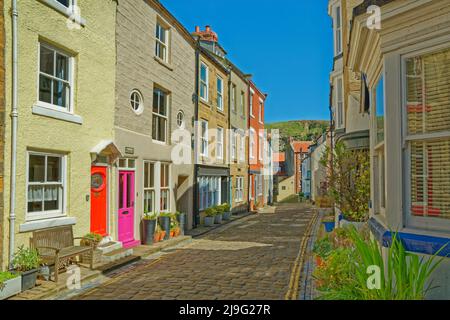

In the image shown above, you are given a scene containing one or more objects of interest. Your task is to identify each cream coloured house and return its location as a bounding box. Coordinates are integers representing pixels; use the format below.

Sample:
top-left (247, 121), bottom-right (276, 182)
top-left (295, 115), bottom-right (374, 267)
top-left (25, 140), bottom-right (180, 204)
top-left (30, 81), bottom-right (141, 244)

top-left (348, 0), bottom-right (450, 298)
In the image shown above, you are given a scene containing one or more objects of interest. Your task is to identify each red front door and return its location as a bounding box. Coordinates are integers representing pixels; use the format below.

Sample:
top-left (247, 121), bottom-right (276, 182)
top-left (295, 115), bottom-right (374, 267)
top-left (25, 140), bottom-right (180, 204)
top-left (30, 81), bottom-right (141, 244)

top-left (90, 166), bottom-right (108, 237)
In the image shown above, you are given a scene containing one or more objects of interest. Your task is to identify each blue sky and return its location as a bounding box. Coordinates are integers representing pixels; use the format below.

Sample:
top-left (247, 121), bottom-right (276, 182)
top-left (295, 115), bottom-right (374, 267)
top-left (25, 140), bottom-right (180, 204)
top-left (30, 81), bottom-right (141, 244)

top-left (162, 0), bottom-right (333, 123)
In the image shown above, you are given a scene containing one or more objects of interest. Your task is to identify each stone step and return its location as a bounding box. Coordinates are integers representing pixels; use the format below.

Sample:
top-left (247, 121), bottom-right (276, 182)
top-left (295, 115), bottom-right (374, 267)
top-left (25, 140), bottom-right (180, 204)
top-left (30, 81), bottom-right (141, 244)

top-left (101, 247), bottom-right (134, 264)
top-left (97, 241), bottom-right (123, 255)
top-left (96, 255), bottom-right (141, 274)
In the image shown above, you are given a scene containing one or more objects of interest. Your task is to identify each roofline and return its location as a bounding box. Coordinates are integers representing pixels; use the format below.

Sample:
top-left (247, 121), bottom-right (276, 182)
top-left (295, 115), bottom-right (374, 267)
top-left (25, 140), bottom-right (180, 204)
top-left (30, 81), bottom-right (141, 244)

top-left (353, 0), bottom-right (396, 17)
top-left (249, 80), bottom-right (268, 100)
top-left (198, 45), bottom-right (230, 74)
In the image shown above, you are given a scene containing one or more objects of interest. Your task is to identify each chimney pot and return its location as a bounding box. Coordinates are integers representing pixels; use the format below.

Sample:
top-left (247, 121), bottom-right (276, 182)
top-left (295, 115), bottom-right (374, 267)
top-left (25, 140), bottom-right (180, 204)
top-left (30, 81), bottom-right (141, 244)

top-left (205, 25), bottom-right (211, 32)
top-left (195, 26), bottom-right (200, 33)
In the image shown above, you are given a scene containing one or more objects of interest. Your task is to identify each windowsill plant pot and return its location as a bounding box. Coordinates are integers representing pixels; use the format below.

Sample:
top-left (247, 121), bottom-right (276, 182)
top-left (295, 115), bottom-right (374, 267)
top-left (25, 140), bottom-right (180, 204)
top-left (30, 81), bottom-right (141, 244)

top-left (159, 214), bottom-right (171, 241)
top-left (0, 273), bottom-right (21, 300)
top-left (142, 213), bottom-right (157, 245)
top-left (214, 213), bottom-right (223, 224)
top-left (176, 212), bottom-right (186, 235)
top-left (12, 246), bottom-right (41, 292)
top-left (204, 208), bottom-right (217, 227)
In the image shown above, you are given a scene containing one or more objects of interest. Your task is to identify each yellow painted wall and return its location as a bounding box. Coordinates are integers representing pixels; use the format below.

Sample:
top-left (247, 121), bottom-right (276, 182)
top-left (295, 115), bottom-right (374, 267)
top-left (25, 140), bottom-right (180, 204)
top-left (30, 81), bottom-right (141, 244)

top-left (2, 0), bottom-right (116, 268)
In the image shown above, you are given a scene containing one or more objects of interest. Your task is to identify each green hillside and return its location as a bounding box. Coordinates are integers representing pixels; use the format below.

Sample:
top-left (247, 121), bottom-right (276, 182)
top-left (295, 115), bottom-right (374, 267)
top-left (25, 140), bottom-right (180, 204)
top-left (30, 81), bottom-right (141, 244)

top-left (266, 120), bottom-right (329, 151)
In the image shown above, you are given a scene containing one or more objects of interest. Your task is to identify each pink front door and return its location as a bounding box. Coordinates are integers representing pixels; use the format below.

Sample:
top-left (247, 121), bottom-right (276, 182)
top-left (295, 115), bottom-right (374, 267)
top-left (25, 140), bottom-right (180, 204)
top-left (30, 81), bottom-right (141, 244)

top-left (118, 171), bottom-right (138, 248)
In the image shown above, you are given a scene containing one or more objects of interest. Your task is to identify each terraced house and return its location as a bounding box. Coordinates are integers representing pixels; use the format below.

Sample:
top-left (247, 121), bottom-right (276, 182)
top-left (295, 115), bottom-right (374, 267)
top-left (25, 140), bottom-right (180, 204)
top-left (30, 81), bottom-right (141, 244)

top-left (193, 25), bottom-right (250, 214)
top-left (114, 0), bottom-right (196, 242)
top-left (192, 26), bottom-right (230, 225)
top-left (346, 0), bottom-right (450, 298)
top-left (1, 0), bottom-right (117, 269)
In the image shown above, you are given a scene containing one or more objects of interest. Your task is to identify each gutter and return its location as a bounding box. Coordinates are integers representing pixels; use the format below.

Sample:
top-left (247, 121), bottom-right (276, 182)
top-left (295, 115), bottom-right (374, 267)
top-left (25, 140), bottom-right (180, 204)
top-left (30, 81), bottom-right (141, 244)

top-left (9, 0), bottom-right (18, 267)
top-left (192, 37), bottom-right (200, 228)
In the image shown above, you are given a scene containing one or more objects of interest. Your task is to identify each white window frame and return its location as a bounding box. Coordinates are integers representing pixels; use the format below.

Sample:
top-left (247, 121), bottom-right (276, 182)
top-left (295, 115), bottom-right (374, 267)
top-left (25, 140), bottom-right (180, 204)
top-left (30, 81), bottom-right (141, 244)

top-left (231, 129), bottom-right (237, 161)
top-left (250, 128), bottom-right (256, 160)
top-left (37, 42), bottom-right (74, 114)
top-left (217, 76), bottom-right (224, 111)
top-left (259, 99), bottom-right (264, 124)
top-left (130, 89), bottom-right (144, 115)
top-left (401, 44), bottom-right (450, 232)
top-left (333, 4), bottom-right (343, 56)
top-left (200, 63), bottom-right (209, 102)
top-left (159, 163), bottom-right (171, 213)
top-left (152, 88), bottom-right (169, 144)
top-left (155, 21), bottom-right (170, 63)
top-left (143, 161), bottom-right (156, 215)
top-left (240, 91), bottom-right (245, 116)
top-left (259, 133), bottom-right (264, 161)
top-left (217, 127), bottom-right (224, 160)
top-left (26, 151), bottom-right (67, 221)
top-left (235, 177), bottom-right (244, 202)
top-left (239, 133), bottom-right (245, 162)
top-left (201, 120), bottom-right (209, 157)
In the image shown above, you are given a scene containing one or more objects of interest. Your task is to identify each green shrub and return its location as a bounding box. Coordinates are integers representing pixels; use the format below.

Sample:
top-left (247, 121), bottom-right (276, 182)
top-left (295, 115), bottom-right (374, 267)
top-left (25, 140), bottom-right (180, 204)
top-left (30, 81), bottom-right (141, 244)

top-left (12, 246), bottom-right (42, 272)
top-left (312, 237), bottom-right (333, 260)
top-left (0, 272), bottom-right (19, 289)
top-left (205, 208), bottom-right (217, 217)
top-left (143, 212), bottom-right (157, 220)
top-left (83, 233), bottom-right (103, 242)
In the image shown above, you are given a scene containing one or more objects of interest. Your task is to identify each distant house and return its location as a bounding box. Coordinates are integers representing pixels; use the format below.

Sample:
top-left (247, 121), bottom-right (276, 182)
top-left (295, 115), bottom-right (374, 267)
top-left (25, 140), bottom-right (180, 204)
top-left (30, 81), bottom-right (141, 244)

top-left (290, 140), bottom-right (312, 195)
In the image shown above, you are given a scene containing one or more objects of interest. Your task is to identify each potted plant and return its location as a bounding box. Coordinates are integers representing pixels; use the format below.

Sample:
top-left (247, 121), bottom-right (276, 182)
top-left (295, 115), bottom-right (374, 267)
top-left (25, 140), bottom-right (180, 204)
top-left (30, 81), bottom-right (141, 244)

top-left (176, 211), bottom-right (186, 236)
top-left (142, 212), bottom-right (157, 245)
top-left (322, 216), bottom-right (336, 233)
top-left (153, 223), bottom-right (162, 243)
top-left (170, 217), bottom-right (180, 238)
top-left (221, 203), bottom-right (232, 221)
top-left (12, 246), bottom-right (41, 291)
top-left (80, 233), bottom-right (103, 265)
top-left (204, 208), bottom-right (216, 227)
top-left (214, 205), bottom-right (223, 224)
top-left (0, 272), bottom-right (21, 300)
top-left (159, 213), bottom-right (171, 241)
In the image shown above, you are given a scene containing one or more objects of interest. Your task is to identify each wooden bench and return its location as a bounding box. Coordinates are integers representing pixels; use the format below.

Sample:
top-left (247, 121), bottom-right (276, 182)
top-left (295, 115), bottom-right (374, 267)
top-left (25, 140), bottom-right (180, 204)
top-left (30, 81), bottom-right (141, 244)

top-left (30, 226), bottom-right (94, 282)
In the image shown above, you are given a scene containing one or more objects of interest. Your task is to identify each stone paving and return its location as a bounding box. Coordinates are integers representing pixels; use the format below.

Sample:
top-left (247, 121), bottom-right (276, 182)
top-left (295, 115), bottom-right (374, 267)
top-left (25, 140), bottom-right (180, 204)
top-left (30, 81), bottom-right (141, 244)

top-left (72, 204), bottom-right (316, 300)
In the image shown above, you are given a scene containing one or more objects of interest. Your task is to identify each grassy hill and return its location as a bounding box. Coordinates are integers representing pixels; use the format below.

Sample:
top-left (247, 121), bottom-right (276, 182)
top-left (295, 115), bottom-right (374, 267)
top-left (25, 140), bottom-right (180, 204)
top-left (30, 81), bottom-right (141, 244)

top-left (266, 120), bottom-right (329, 151)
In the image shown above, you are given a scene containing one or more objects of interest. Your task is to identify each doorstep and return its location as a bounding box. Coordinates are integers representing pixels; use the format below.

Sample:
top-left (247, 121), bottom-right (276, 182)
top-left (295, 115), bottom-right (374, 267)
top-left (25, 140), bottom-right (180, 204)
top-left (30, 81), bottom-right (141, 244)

top-left (8, 235), bottom-right (192, 300)
top-left (186, 212), bottom-right (252, 238)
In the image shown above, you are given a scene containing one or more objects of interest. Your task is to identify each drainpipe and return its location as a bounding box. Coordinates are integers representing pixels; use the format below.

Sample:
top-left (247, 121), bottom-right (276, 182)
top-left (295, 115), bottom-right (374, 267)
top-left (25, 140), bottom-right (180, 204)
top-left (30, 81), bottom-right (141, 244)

top-left (192, 38), bottom-right (200, 228)
top-left (227, 67), bottom-right (232, 208)
top-left (9, 0), bottom-right (18, 268)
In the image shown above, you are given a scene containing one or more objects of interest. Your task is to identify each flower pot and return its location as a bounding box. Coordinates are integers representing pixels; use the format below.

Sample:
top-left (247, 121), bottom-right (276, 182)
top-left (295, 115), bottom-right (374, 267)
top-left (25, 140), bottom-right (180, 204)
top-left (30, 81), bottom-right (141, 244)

top-left (323, 221), bottom-right (336, 233)
top-left (160, 231), bottom-right (167, 242)
top-left (204, 216), bottom-right (215, 227)
top-left (159, 216), bottom-right (171, 240)
top-left (142, 219), bottom-right (157, 245)
top-left (170, 230), bottom-right (175, 238)
top-left (175, 228), bottom-right (181, 237)
top-left (21, 269), bottom-right (38, 291)
top-left (315, 256), bottom-right (326, 268)
top-left (223, 211), bottom-right (232, 221)
top-left (177, 213), bottom-right (186, 236)
top-left (0, 275), bottom-right (21, 300)
top-left (214, 214), bottom-right (223, 224)
top-left (153, 232), bottom-right (161, 243)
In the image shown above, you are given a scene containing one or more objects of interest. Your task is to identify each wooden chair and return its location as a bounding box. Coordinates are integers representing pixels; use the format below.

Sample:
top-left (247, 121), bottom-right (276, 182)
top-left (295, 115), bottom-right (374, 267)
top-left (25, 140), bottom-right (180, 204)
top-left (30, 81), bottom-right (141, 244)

top-left (30, 226), bottom-right (94, 283)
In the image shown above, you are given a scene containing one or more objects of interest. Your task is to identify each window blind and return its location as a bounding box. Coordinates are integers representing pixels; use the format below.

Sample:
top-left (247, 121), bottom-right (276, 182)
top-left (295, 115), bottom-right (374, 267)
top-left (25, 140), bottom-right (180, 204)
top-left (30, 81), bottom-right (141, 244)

top-left (407, 48), bottom-right (450, 220)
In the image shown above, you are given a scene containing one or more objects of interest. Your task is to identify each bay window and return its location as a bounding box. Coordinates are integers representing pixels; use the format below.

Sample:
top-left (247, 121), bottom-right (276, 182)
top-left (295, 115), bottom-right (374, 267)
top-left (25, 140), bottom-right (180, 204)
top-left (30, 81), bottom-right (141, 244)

top-left (404, 47), bottom-right (450, 228)
top-left (199, 176), bottom-right (221, 210)
top-left (27, 152), bottom-right (65, 219)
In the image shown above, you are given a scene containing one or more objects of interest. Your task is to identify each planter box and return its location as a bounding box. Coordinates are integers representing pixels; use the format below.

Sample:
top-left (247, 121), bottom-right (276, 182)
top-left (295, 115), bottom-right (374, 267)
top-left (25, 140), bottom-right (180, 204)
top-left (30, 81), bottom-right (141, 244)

top-left (340, 219), bottom-right (366, 230)
top-left (21, 269), bottom-right (38, 291)
top-left (142, 219), bottom-right (157, 245)
top-left (223, 211), bottom-right (232, 221)
top-left (0, 276), bottom-right (22, 300)
top-left (323, 221), bottom-right (336, 233)
top-left (204, 216), bottom-right (215, 227)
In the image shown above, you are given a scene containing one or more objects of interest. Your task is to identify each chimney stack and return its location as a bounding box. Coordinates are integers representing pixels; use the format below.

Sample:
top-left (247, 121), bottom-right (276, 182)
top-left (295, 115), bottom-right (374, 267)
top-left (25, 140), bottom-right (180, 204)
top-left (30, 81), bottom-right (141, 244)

top-left (205, 25), bottom-right (211, 32)
top-left (195, 26), bottom-right (200, 33)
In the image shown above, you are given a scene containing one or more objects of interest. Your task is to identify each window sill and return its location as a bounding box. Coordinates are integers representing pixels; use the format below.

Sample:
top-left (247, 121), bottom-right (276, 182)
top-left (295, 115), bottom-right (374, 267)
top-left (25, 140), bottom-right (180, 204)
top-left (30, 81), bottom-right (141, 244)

top-left (33, 104), bottom-right (83, 125)
top-left (152, 139), bottom-right (168, 146)
top-left (154, 56), bottom-right (174, 71)
top-left (38, 0), bottom-right (86, 26)
top-left (20, 216), bottom-right (76, 233)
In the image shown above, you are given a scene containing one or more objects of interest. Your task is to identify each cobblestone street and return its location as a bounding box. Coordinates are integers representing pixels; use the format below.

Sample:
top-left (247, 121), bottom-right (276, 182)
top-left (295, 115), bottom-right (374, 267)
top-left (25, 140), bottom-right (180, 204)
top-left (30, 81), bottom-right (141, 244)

top-left (71, 204), bottom-right (316, 300)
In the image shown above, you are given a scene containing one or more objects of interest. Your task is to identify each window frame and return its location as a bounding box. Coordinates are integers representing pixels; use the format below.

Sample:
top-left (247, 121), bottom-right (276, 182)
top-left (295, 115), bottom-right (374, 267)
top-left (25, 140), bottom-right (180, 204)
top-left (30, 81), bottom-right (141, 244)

top-left (152, 88), bottom-right (169, 144)
top-left (200, 120), bottom-right (209, 157)
top-left (231, 84), bottom-right (237, 113)
top-left (258, 99), bottom-right (264, 124)
top-left (155, 21), bottom-right (170, 63)
top-left (250, 128), bottom-right (256, 160)
top-left (130, 89), bottom-right (144, 115)
top-left (159, 163), bottom-right (171, 213)
top-left (240, 91), bottom-right (245, 116)
top-left (217, 76), bottom-right (224, 111)
top-left (143, 161), bottom-right (156, 215)
top-left (249, 89), bottom-right (255, 118)
top-left (217, 127), bottom-right (224, 160)
top-left (401, 44), bottom-right (450, 232)
top-left (37, 42), bottom-right (74, 114)
top-left (200, 62), bottom-right (209, 103)
top-left (239, 132), bottom-right (245, 163)
top-left (333, 3), bottom-right (343, 56)
top-left (335, 76), bottom-right (344, 129)
top-left (26, 151), bottom-right (67, 221)
top-left (235, 176), bottom-right (244, 203)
